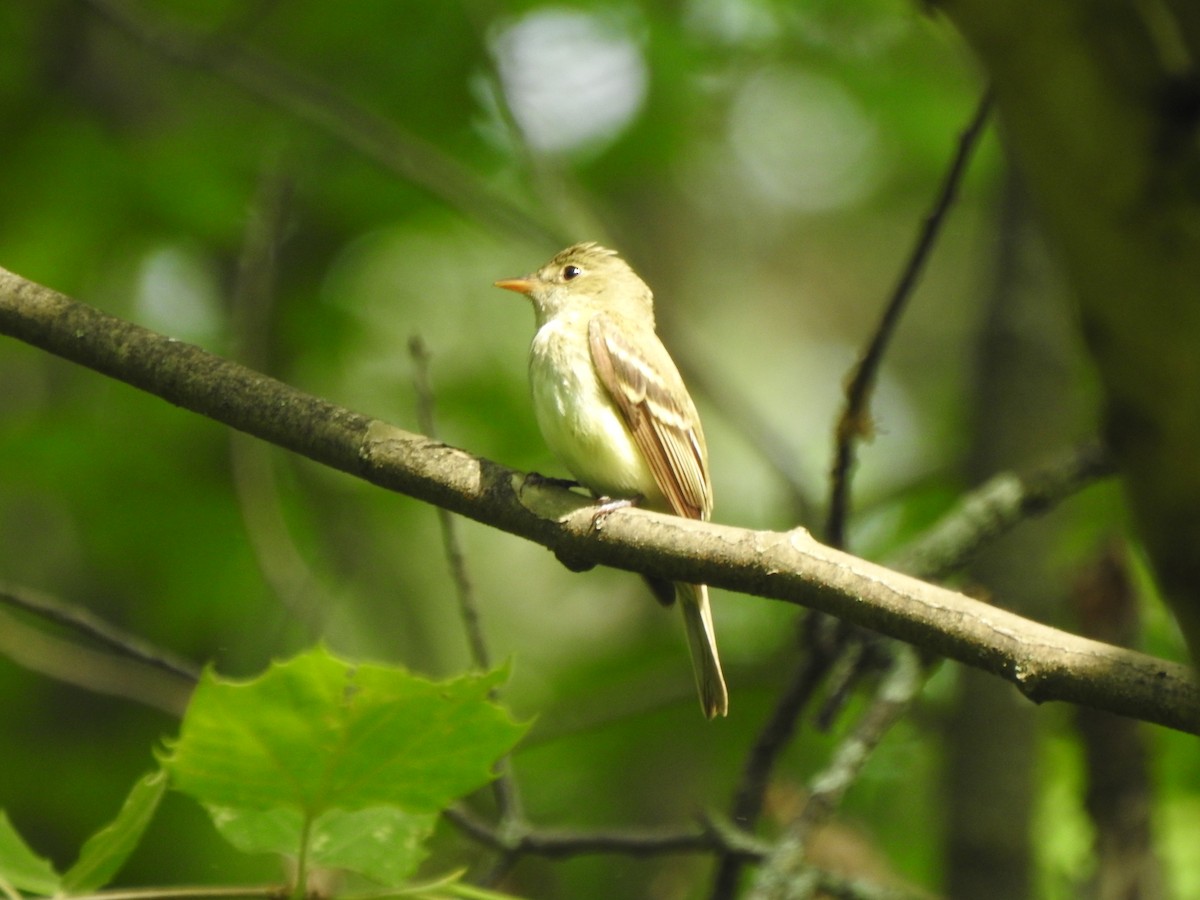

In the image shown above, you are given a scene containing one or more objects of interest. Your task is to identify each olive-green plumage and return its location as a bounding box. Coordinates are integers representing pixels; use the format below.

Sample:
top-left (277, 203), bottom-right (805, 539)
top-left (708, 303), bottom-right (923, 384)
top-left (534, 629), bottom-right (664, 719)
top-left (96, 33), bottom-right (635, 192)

top-left (496, 243), bottom-right (727, 718)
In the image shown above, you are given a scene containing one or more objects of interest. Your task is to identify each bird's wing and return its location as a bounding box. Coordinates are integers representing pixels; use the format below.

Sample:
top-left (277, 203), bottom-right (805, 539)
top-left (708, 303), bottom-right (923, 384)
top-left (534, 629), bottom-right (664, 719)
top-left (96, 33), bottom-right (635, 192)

top-left (588, 313), bottom-right (712, 520)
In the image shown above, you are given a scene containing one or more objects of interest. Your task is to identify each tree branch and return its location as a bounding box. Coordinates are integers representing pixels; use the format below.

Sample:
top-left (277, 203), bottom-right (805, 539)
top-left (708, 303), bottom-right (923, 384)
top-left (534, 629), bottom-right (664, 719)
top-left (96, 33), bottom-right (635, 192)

top-left (444, 806), bottom-right (764, 861)
top-left (890, 440), bottom-right (1114, 580)
top-left (408, 336), bottom-right (494, 675)
top-left (746, 648), bottom-right (924, 899)
top-left (1, 266), bottom-right (1196, 733)
top-left (826, 89), bottom-right (994, 548)
top-left (445, 808), bottom-right (920, 898)
top-left (0, 584), bottom-right (200, 683)
top-left (935, 0), bottom-right (1200, 662)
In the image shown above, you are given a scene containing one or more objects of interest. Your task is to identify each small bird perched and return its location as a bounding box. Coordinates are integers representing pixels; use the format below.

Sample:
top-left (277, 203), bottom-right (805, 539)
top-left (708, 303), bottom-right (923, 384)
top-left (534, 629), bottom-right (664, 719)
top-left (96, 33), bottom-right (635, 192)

top-left (495, 242), bottom-right (728, 718)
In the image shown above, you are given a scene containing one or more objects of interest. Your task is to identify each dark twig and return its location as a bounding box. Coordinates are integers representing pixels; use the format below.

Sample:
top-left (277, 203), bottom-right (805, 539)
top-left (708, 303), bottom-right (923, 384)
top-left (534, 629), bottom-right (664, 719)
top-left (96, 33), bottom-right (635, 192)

top-left (747, 647), bottom-right (924, 900)
top-left (0, 585), bottom-right (200, 683)
top-left (409, 336), bottom-right (493, 674)
top-left (813, 636), bottom-right (885, 730)
top-left (712, 442), bottom-right (1110, 896)
top-left (782, 90), bottom-right (996, 815)
top-left (0, 609), bottom-right (193, 716)
top-left (709, 641), bottom-right (829, 900)
top-left (408, 336), bottom-right (525, 878)
top-left (826, 89), bottom-right (994, 549)
top-left (445, 805), bottom-right (766, 860)
top-left (447, 805), bottom-right (916, 898)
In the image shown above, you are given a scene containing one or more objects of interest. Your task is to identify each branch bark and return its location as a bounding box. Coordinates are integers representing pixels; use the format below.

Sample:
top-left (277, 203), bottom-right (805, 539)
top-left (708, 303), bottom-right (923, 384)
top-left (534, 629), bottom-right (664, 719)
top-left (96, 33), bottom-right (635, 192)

top-left (2, 265), bottom-right (1197, 734)
top-left (934, 0), bottom-right (1200, 662)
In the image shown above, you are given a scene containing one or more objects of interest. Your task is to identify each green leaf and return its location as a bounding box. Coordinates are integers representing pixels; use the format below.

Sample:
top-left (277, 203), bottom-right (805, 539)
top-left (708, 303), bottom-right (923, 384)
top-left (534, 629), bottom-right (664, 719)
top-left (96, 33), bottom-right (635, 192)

top-left (209, 805), bottom-right (436, 886)
top-left (61, 769), bottom-right (168, 892)
top-left (305, 807), bottom-right (437, 885)
top-left (163, 646), bottom-right (524, 815)
top-left (0, 811), bottom-right (60, 895)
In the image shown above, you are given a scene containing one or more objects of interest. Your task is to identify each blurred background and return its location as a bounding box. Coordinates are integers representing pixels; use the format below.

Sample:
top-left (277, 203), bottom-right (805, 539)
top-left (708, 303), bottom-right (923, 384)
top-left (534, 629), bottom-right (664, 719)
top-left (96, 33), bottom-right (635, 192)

top-left (1, 1), bottom-right (1196, 897)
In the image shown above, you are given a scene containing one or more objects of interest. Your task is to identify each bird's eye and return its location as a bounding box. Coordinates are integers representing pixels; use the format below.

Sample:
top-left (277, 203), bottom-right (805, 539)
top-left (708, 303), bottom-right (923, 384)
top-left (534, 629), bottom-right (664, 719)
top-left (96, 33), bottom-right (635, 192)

top-left (561, 265), bottom-right (582, 281)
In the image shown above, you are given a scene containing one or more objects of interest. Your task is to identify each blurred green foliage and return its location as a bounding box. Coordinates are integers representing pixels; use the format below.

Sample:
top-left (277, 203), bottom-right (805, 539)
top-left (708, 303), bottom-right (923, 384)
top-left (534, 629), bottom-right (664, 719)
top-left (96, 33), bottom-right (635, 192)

top-left (1, 1), bottom-right (1197, 898)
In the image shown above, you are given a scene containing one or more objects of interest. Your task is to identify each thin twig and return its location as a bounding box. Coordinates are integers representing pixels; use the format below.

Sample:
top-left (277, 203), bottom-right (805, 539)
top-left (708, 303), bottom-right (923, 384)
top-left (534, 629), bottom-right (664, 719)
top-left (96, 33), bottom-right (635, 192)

top-left (0, 609), bottom-right (192, 715)
top-left (0, 585), bottom-right (200, 683)
top-left (767, 92), bottom-right (997, 834)
top-left (746, 648), bottom-right (924, 900)
top-left (409, 336), bottom-right (493, 674)
top-left (799, 648), bottom-right (923, 841)
top-left (707, 103), bottom-right (1011, 876)
top-left (708, 625), bottom-right (831, 900)
top-left (793, 90), bottom-right (995, 793)
top-left (448, 806), bottom-right (912, 898)
top-left (408, 336), bottom-right (525, 875)
top-left (712, 441), bottom-right (1113, 896)
top-left (826, 89), bottom-right (994, 548)
top-left (444, 806), bottom-right (765, 860)
top-left (728, 651), bottom-right (827, 827)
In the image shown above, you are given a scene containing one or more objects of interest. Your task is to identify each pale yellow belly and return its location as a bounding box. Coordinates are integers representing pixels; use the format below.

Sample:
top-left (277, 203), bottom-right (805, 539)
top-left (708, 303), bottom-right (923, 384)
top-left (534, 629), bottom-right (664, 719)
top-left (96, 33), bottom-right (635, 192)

top-left (529, 323), bottom-right (663, 505)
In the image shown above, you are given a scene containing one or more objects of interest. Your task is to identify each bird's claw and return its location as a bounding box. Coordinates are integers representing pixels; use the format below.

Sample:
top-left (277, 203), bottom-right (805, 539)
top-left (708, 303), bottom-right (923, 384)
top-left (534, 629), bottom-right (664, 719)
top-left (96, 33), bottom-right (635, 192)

top-left (588, 495), bottom-right (641, 531)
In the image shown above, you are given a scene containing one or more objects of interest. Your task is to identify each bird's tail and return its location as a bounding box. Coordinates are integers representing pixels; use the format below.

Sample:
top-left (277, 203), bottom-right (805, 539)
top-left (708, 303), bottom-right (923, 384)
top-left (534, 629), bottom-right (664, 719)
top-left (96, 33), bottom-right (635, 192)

top-left (677, 583), bottom-right (728, 718)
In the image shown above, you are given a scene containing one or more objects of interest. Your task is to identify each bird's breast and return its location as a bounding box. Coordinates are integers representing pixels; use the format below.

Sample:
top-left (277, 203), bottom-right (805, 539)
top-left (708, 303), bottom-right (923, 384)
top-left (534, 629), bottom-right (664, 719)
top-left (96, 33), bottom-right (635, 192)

top-left (529, 320), bottom-right (661, 503)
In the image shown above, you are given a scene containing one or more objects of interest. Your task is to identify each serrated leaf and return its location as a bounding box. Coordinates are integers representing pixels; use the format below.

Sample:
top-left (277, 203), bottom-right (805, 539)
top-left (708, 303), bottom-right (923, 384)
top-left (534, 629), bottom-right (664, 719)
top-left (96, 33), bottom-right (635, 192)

top-left (208, 805), bottom-right (435, 886)
top-left (61, 769), bottom-right (168, 892)
top-left (0, 811), bottom-right (60, 895)
top-left (162, 646), bottom-right (526, 817)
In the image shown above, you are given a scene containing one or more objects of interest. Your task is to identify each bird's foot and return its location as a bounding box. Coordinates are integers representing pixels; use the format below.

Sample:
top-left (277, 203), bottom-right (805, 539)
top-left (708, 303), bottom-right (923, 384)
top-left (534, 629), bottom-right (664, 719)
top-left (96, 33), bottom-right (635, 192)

top-left (522, 471), bottom-right (581, 491)
top-left (588, 494), bottom-right (641, 531)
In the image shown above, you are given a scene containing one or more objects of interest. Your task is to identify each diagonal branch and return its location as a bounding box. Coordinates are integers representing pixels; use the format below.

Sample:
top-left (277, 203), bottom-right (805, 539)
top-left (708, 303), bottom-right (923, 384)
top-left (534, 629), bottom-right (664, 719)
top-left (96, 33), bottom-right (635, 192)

top-left (889, 440), bottom-right (1113, 580)
top-left (747, 648), bottom-right (925, 900)
top-left (1, 266), bottom-right (1196, 734)
top-left (0, 584), bottom-right (200, 683)
top-left (826, 89), bottom-right (994, 548)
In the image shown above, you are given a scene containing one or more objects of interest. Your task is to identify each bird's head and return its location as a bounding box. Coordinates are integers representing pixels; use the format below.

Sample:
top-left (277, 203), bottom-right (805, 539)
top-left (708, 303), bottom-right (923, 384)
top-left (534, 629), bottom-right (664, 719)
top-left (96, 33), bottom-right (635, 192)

top-left (495, 242), bottom-right (655, 327)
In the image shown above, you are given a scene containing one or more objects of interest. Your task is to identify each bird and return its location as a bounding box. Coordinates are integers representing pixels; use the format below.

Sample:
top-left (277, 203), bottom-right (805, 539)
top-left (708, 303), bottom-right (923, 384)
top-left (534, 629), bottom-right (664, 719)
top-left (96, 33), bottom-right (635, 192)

top-left (495, 242), bottom-right (728, 718)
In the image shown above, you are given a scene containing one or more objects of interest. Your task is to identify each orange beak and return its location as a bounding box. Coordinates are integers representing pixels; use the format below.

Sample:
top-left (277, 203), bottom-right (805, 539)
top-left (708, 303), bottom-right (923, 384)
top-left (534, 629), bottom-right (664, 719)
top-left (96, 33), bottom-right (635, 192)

top-left (494, 277), bottom-right (535, 295)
